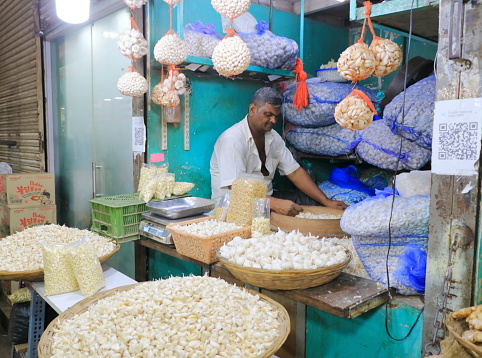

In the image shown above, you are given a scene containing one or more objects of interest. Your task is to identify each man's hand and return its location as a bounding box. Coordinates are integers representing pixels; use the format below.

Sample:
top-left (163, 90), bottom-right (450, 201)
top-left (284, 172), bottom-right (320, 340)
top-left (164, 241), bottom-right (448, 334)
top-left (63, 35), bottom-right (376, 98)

top-left (324, 199), bottom-right (348, 210)
top-left (270, 197), bottom-right (303, 216)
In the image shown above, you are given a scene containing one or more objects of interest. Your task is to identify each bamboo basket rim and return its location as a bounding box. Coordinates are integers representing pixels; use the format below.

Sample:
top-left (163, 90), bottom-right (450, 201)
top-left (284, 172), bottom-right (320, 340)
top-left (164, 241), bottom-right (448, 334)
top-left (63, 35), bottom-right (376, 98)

top-left (0, 242), bottom-right (120, 281)
top-left (446, 314), bottom-right (482, 357)
top-left (166, 215), bottom-right (248, 240)
top-left (38, 281), bottom-right (290, 358)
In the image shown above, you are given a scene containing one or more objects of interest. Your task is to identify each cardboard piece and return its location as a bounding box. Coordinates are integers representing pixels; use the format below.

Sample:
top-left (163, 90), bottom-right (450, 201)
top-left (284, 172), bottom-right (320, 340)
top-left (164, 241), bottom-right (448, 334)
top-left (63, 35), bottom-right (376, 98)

top-left (0, 173), bottom-right (55, 208)
top-left (0, 205), bottom-right (57, 237)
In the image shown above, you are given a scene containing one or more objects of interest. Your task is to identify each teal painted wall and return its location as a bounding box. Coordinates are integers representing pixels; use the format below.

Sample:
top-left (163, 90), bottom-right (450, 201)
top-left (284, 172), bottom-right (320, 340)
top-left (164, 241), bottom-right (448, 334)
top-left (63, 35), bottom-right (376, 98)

top-left (306, 304), bottom-right (423, 358)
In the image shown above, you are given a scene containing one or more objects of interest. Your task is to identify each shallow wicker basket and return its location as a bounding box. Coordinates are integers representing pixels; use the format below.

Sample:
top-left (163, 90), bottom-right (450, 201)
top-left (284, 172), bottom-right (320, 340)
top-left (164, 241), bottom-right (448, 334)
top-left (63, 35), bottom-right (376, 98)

top-left (38, 282), bottom-right (290, 358)
top-left (446, 314), bottom-right (482, 358)
top-left (220, 250), bottom-right (352, 290)
top-left (316, 68), bottom-right (348, 83)
top-left (0, 243), bottom-right (120, 282)
top-left (166, 216), bottom-right (251, 264)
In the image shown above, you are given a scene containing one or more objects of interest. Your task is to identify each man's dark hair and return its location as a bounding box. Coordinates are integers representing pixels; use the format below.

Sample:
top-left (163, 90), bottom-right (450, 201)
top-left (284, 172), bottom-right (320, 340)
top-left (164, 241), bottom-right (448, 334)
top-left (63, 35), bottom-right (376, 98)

top-left (251, 87), bottom-right (282, 108)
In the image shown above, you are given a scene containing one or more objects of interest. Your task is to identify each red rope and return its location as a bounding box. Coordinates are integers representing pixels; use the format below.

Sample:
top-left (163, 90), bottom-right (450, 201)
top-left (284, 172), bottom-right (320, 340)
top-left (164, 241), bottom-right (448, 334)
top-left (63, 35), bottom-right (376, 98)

top-left (351, 89), bottom-right (377, 114)
top-left (292, 58), bottom-right (309, 111)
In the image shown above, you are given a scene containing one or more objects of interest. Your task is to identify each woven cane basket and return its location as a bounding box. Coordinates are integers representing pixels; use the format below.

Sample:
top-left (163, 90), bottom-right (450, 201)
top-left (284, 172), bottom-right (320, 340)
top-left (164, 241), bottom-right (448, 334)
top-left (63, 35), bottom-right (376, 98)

top-left (167, 216), bottom-right (251, 264)
top-left (220, 250), bottom-right (352, 290)
top-left (38, 282), bottom-right (290, 358)
top-left (0, 243), bottom-right (120, 282)
top-left (446, 314), bottom-right (482, 358)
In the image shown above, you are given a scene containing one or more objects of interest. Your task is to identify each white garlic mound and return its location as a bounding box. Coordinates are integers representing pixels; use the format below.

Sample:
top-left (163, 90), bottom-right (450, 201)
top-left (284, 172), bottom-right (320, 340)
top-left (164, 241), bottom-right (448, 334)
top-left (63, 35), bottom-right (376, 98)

top-left (337, 42), bottom-right (375, 82)
top-left (117, 71), bottom-right (148, 97)
top-left (370, 37), bottom-right (403, 77)
top-left (212, 35), bottom-right (251, 76)
top-left (123, 0), bottom-right (148, 9)
top-left (163, 0), bottom-right (182, 5)
top-left (211, 0), bottom-right (251, 20)
top-left (117, 28), bottom-right (149, 61)
top-left (151, 82), bottom-right (165, 105)
top-left (154, 32), bottom-right (188, 65)
top-left (334, 94), bottom-right (374, 130)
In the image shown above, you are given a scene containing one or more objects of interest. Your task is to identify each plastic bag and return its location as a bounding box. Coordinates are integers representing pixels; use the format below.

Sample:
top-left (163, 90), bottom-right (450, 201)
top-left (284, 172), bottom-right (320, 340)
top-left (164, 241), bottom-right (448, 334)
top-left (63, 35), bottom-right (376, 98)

top-left (285, 123), bottom-right (358, 157)
top-left (282, 79), bottom-right (377, 127)
top-left (138, 163), bottom-right (168, 193)
top-left (395, 170), bottom-right (431, 198)
top-left (172, 182), bottom-right (195, 196)
top-left (41, 242), bottom-right (79, 296)
top-left (8, 302), bottom-right (30, 345)
top-left (184, 21), bottom-right (221, 58)
top-left (251, 198), bottom-right (271, 235)
top-left (359, 168), bottom-right (391, 191)
top-left (215, 191), bottom-right (231, 222)
top-left (238, 20), bottom-right (298, 70)
top-left (226, 174), bottom-right (267, 226)
top-left (155, 173), bottom-right (175, 200)
top-left (68, 237), bottom-right (106, 297)
top-left (394, 246), bottom-right (427, 293)
top-left (0, 162), bottom-right (13, 174)
top-left (139, 173), bottom-right (160, 203)
top-left (223, 11), bottom-right (258, 33)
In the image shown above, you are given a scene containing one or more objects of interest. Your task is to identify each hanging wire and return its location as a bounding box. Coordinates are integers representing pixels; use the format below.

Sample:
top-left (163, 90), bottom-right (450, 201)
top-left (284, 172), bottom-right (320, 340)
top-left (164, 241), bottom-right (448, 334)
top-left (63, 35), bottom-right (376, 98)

top-left (383, 0), bottom-right (425, 341)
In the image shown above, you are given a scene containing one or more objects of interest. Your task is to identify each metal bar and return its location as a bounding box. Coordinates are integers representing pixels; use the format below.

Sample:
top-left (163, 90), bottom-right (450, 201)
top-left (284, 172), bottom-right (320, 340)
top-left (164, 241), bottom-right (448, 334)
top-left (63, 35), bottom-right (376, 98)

top-left (27, 285), bottom-right (45, 358)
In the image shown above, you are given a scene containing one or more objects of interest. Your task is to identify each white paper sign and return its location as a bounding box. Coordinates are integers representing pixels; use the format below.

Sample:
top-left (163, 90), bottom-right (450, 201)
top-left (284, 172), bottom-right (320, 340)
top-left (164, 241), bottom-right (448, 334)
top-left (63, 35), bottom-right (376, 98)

top-left (432, 98), bottom-right (482, 175)
top-left (132, 116), bottom-right (146, 152)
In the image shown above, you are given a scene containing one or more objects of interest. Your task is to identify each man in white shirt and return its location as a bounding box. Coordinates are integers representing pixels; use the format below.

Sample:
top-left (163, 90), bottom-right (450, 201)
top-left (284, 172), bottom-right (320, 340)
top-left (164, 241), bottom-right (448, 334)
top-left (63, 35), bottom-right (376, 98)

top-left (210, 87), bottom-right (347, 216)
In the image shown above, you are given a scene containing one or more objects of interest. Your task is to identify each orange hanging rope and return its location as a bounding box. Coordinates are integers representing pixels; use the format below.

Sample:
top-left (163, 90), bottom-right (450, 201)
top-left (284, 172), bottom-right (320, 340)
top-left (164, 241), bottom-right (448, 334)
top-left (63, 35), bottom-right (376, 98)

top-left (224, 28), bottom-right (237, 38)
top-left (292, 58), bottom-right (309, 111)
top-left (351, 89), bottom-right (377, 114)
top-left (357, 1), bottom-right (378, 44)
top-left (130, 17), bottom-right (140, 32)
top-left (128, 65), bottom-right (138, 73)
top-left (167, 64), bottom-right (180, 91)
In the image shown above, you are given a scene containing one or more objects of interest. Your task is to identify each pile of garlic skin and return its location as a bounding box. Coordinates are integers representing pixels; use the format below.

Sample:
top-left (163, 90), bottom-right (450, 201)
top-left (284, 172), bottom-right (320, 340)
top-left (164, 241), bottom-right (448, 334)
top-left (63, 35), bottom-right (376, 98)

top-left (117, 28), bottom-right (148, 61)
top-left (212, 34), bottom-right (251, 76)
top-left (0, 224), bottom-right (116, 272)
top-left (154, 32), bottom-right (188, 65)
top-left (334, 93), bottom-right (374, 130)
top-left (370, 37), bottom-right (402, 77)
top-left (295, 212), bottom-right (342, 219)
top-left (337, 42), bottom-right (376, 82)
top-left (117, 70), bottom-right (148, 97)
top-left (211, 0), bottom-right (251, 20)
top-left (123, 0), bottom-right (147, 9)
top-left (173, 219), bottom-right (242, 237)
top-left (50, 276), bottom-right (283, 358)
top-left (219, 230), bottom-right (348, 270)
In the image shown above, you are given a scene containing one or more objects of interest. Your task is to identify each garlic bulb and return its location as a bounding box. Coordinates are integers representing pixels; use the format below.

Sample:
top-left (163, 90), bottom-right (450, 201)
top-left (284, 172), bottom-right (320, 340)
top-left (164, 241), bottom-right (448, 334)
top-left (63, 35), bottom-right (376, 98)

top-left (123, 0), bottom-right (147, 9)
top-left (370, 37), bottom-right (403, 77)
top-left (161, 91), bottom-right (180, 107)
top-left (337, 42), bottom-right (375, 82)
top-left (334, 94), bottom-right (374, 130)
top-left (151, 82), bottom-right (165, 105)
top-left (163, 0), bottom-right (182, 5)
top-left (117, 28), bottom-right (148, 61)
top-left (212, 35), bottom-right (251, 76)
top-left (117, 71), bottom-right (148, 97)
top-left (153, 32), bottom-right (188, 65)
top-left (211, 0), bottom-right (250, 20)
top-left (158, 70), bottom-right (187, 97)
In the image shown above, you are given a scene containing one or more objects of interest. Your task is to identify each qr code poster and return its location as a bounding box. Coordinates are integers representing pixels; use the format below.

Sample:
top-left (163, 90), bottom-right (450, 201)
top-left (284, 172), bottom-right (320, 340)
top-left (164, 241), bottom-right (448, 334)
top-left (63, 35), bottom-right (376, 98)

top-left (432, 98), bottom-right (482, 175)
top-left (132, 116), bottom-right (146, 152)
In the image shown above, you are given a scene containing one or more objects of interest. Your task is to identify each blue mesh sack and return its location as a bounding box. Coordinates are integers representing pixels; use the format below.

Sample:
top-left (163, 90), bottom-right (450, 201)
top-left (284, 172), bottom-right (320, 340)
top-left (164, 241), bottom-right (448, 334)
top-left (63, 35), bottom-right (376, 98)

top-left (359, 168), bottom-right (390, 191)
top-left (184, 21), bottom-right (221, 58)
top-left (394, 246), bottom-right (427, 293)
top-left (352, 119), bottom-right (431, 171)
top-left (285, 123), bottom-right (358, 157)
top-left (352, 235), bottom-right (428, 295)
top-left (384, 74), bottom-right (436, 149)
top-left (340, 193), bottom-right (430, 238)
top-left (238, 21), bottom-right (298, 70)
top-left (282, 79), bottom-right (377, 127)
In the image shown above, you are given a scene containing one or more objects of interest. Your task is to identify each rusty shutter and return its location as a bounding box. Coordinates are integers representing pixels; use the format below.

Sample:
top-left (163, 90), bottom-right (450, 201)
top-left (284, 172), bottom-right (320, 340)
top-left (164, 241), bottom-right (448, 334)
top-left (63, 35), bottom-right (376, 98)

top-left (0, 0), bottom-right (44, 173)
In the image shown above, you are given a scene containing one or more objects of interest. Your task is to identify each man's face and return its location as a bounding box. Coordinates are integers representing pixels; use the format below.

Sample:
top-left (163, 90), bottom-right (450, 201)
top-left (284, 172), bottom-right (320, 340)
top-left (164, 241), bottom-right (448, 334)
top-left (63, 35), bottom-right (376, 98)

top-left (248, 103), bottom-right (280, 133)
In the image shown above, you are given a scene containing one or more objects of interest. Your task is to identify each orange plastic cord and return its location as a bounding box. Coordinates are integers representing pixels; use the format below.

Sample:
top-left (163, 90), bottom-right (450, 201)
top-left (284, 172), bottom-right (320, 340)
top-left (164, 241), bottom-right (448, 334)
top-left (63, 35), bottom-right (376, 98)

top-left (128, 65), bottom-right (138, 73)
top-left (351, 89), bottom-right (377, 114)
top-left (130, 17), bottom-right (140, 32)
top-left (224, 28), bottom-right (237, 38)
top-left (358, 1), bottom-right (379, 43)
top-left (167, 64), bottom-right (180, 90)
top-left (292, 58), bottom-right (309, 111)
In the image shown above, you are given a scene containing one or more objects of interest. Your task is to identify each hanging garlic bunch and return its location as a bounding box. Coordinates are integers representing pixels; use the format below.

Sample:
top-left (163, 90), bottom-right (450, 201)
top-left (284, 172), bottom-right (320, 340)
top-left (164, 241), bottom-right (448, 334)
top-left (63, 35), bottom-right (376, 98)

top-left (123, 0), bottom-right (148, 9)
top-left (151, 82), bottom-right (165, 105)
top-left (117, 68), bottom-right (148, 97)
top-left (212, 32), bottom-right (251, 76)
top-left (337, 42), bottom-right (375, 82)
top-left (160, 91), bottom-right (180, 107)
top-left (163, 0), bottom-right (182, 5)
top-left (154, 31), bottom-right (188, 65)
top-left (160, 70), bottom-right (187, 96)
top-left (334, 90), bottom-right (376, 130)
top-left (369, 37), bottom-right (403, 77)
top-left (211, 0), bottom-right (250, 20)
top-left (117, 28), bottom-right (148, 61)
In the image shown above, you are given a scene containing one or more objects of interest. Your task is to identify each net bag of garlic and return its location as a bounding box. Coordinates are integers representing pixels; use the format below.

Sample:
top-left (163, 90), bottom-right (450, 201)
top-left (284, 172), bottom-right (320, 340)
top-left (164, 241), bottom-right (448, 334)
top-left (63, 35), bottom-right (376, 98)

top-left (117, 66), bottom-right (148, 97)
top-left (184, 20), bottom-right (222, 58)
top-left (123, 0), bottom-right (147, 9)
top-left (352, 119), bottom-right (431, 171)
top-left (117, 18), bottom-right (148, 61)
top-left (212, 28), bottom-right (251, 76)
top-left (285, 122), bottom-right (358, 157)
top-left (41, 241), bottom-right (79, 296)
top-left (67, 237), bottom-right (106, 297)
top-left (335, 89), bottom-right (378, 130)
top-left (318, 165), bottom-right (375, 206)
top-left (154, 29), bottom-right (188, 66)
top-left (384, 74), bottom-right (436, 149)
top-left (226, 173), bottom-right (267, 226)
top-left (154, 68), bottom-right (187, 107)
top-left (238, 20), bottom-right (298, 70)
top-left (211, 0), bottom-right (251, 20)
top-left (281, 79), bottom-right (377, 127)
top-left (340, 190), bottom-right (430, 238)
top-left (370, 36), bottom-right (403, 77)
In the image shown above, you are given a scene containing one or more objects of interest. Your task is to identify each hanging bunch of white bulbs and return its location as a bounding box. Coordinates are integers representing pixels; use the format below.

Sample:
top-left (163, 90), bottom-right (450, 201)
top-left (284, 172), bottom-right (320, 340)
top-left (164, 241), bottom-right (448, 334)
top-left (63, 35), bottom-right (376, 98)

top-left (154, 31), bottom-right (189, 65)
top-left (123, 0), bottom-right (148, 9)
top-left (211, 0), bottom-right (251, 20)
top-left (369, 37), bottom-right (403, 77)
top-left (117, 26), bottom-right (148, 61)
top-left (334, 89), bottom-right (377, 130)
top-left (117, 66), bottom-right (148, 97)
top-left (163, 0), bottom-right (182, 5)
top-left (212, 31), bottom-right (251, 77)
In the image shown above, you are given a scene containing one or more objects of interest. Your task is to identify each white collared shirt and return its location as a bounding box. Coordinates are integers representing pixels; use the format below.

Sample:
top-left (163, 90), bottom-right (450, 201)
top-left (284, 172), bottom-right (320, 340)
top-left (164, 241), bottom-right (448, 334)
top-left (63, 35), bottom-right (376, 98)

top-left (210, 116), bottom-right (300, 200)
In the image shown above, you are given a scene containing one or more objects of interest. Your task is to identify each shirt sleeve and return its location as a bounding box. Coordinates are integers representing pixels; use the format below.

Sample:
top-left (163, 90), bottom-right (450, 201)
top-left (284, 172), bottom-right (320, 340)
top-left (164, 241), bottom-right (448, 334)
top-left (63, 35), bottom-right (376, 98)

top-left (216, 133), bottom-right (247, 188)
top-left (273, 132), bottom-right (300, 176)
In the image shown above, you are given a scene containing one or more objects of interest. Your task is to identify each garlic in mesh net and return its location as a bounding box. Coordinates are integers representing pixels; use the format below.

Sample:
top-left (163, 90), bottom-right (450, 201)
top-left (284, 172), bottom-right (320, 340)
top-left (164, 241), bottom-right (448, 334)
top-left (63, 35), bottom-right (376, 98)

top-left (337, 42), bottom-right (375, 82)
top-left (334, 91), bottom-right (375, 130)
top-left (160, 91), bottom-right (180, 107)
top-left (211, 0), bottom-right (250, 20)
top-left (369, 37), bottom-right (403, 77)
top-left (212, 34), bottom-right (251, 77)
top-left (163, 0), bottom-right (182, 5)
top-left (151, 82), bottom-right (165, 105)
top-left (153, 32), bottom-right (188, 65)
top-left (117, 28), bottom-right (148, 61)
top-left (117, 70), bottom-right (148, 97)
top-left (123, 0), bottom-right (148, 9)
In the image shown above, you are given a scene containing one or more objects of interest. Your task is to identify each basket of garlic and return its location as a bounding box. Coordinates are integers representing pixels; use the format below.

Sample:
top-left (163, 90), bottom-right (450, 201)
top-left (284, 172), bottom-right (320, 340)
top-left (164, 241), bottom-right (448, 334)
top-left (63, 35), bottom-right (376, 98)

top-left (166, 216), bottom-right (252, 264)
top-left (38, 276), bottom-right (290, 358)
top-left (219, 230), bottom-right (351, 290)
top-left (0, 224), bottom-right (119, 281)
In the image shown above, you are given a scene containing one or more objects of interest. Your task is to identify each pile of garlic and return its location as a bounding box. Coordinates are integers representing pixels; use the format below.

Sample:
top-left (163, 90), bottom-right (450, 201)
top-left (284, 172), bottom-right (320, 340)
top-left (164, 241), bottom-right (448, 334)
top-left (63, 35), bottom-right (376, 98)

top-left (212, 34), bottom-right (251, 76)
top-left (0, 224), bottom-right (116, 272)
top-left (370, 37), bottom-right (402, 77)
top-left (154, 32), bottom-right (188, 65)
top-left (172, 182), bottom-right (195, 195)
top-left (219, 230), bottom-right (348, 270)
top-left (123, 0), bottom-right (147, 9)
top-left (117, 70), bottom-right (148, 97)
top-left (295, 212), bottom-right (342, 219)
top-left (334, 93), bottom-right (374, 130)
top-left (173, 219), bottom-right (242, 237)
top-left (211, 0), bottom-right (251, 20)
top-left (337, 42), bottom-right (375, 82)
top-left (50, 276), bottom-right (283, 358)
top-left (117, 28), bottom-right (148, 61)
